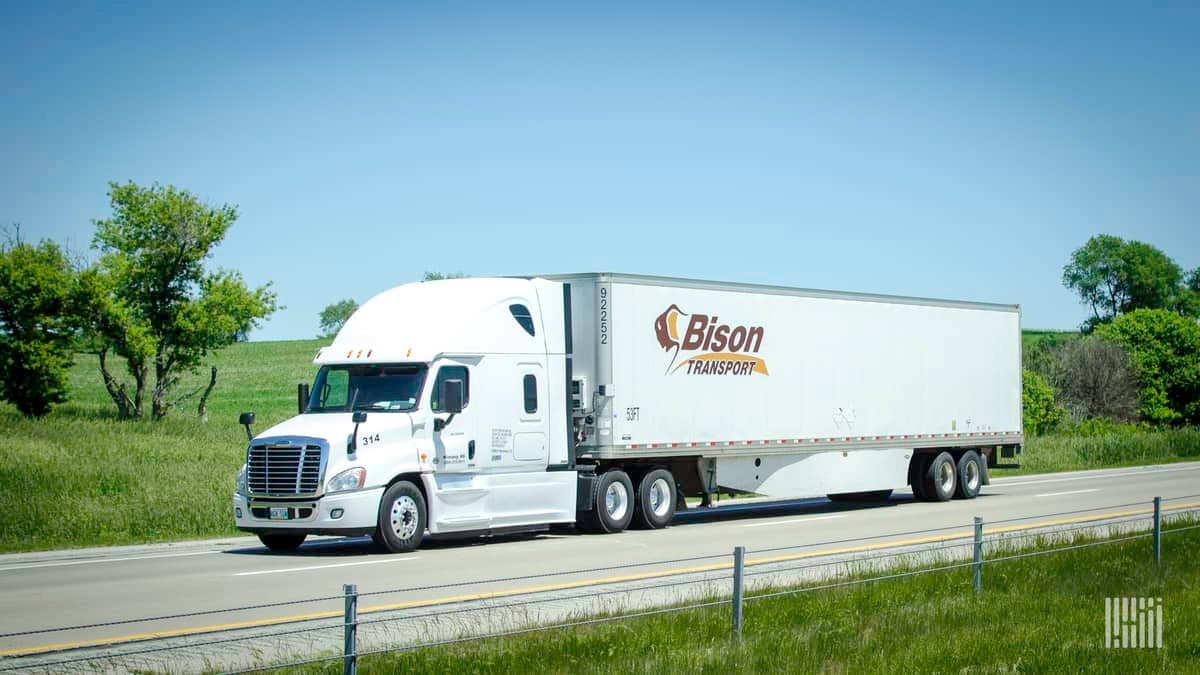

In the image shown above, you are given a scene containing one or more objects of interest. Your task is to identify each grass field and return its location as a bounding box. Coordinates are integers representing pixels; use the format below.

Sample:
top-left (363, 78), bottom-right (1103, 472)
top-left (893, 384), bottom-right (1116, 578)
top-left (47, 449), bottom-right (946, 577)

top-left (0, 340), bottom-right (322, 552)
top-left (0, 336), bottom-right (1197, 553)
top-left (271, 520), bottom-right (1200, 673)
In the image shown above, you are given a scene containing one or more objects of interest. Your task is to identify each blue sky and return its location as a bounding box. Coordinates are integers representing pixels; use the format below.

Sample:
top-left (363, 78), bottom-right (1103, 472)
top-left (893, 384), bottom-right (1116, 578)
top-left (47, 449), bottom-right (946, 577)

top-left (3, 1), bottom-right (1197, 340)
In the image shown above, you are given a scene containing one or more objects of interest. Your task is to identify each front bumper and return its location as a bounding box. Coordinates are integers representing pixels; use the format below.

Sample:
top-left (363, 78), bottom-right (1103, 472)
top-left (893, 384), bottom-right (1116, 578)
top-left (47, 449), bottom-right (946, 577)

top-left (233, 487), bottom-right (384, 536)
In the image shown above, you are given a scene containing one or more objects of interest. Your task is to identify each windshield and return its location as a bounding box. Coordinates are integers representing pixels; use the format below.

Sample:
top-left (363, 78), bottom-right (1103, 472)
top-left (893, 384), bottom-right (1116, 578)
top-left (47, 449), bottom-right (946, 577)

top-left (307, 364), bottom-right (428, 413)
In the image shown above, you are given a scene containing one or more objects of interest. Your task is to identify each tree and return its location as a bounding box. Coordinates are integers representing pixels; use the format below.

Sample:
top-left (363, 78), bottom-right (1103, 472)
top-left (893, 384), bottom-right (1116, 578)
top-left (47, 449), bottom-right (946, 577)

top-left (422, 271), bottom-right (468, 281)
top-left (1096, 309), bottom-right (1200, 425)
top-left (319, 299), bottom-right (358, 338)
top-left (0, 232), bottom-right (79, 416)
top-left (1062, 235), bottom-right (1188, 330)
top-left (1052, 336), bottom-right (1139, 423)
top-left (83, 181), bottom-right (278, 420)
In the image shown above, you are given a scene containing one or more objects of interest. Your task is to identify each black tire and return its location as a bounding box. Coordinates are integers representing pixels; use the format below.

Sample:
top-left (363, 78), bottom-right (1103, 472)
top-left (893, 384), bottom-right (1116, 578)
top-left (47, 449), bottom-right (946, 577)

top-left (578, 469), bottom-right (634, 534)
top-left (923, 451), bottom-right (957, 502)
top-left (258, 533), bottom-right (306, 552)
top-left (955, 450), bottom-right (983, 500)
top-left (375, 480), bottom-right (427, 553)
top-left (909, 454), bottom-right (930, 501)
top-left (633, 468), bottom-right (677, 529)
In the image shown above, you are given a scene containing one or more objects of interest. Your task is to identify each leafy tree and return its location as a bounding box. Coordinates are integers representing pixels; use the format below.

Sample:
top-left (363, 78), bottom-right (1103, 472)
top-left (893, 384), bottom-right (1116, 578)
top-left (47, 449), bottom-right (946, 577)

top-left (1062, 235), bottom-right (1188, 330)
top-left (1022, 369), bottom-right (1065, 436)
top-left (319, 299), bottom-right (358, 338)
top-left (0, 233), bottom-right (79, 416)
top-left (422, 271), bottom-right (468, 281)
top-left (82, 181), bottom-right (278, 420)
top-left (1096, 309), bottom-right (1200, 425)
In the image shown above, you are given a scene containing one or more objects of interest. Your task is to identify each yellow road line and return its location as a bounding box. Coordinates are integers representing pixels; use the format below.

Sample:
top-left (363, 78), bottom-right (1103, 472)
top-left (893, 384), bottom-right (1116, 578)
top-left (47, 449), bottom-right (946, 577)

top-left (4, 499), bottom-right (1198, 658)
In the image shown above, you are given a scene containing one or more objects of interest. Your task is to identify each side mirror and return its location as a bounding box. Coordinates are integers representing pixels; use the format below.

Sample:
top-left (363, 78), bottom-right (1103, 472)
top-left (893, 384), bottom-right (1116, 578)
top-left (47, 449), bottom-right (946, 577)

top-left (239, 412), bottom-right (256, 443)
top-left (297, 383), bottom-right (310, 414)
top-left (349, 411), bottom-right (367, 453)
top-left (440, 379), bottom-right (465, 414)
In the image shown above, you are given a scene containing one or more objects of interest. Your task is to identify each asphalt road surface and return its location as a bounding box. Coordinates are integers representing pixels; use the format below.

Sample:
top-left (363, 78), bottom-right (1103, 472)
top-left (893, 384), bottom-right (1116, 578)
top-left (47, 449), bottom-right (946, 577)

top-left (1, 462), bottom-right (1198, 668)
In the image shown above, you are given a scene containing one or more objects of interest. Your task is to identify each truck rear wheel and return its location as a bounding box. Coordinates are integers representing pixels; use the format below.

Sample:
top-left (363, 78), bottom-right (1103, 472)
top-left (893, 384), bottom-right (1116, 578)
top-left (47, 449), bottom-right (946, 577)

top-left (955, 451), bottom-right (983, 499)
top-left (633, 469), bottom-right (676, 529)
top-left (375, 480), bottom-right (427, 553)
top-left (580, 469), bottom-right (634, 533)
top-left (258, 533), bottom-right (306, 552)
top-left (922, 452), bottom-right (957, 502)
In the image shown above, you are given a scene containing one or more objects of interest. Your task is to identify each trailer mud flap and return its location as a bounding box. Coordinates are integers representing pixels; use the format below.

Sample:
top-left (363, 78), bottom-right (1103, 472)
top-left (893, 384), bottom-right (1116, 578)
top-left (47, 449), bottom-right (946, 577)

top-left (575, 468), bottom-right (599, 511)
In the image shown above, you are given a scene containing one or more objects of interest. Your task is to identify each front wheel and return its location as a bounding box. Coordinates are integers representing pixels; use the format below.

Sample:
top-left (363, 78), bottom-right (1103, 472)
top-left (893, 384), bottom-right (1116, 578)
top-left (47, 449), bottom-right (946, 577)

top-left (376, 480), bottom-right (427, 553)
top-left (258, 533), bottom-right (306, 552)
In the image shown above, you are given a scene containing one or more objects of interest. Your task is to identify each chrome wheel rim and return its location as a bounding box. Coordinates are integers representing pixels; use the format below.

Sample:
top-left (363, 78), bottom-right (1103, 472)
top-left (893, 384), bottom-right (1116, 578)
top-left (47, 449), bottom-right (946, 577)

top-left (605, 481), bottom-right (629, 521)
top-left (966, 459), bottom-right (980, 492)
top-left (649, 477), bottom-right (672, 518)
top-left (938, 460), bottom-right (955, 494)
top-left (390, 495), bottom-right (420, 540)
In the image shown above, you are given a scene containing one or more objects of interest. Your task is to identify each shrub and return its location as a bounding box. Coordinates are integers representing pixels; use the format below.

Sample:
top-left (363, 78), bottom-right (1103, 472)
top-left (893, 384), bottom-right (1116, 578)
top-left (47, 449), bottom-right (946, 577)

top-left (1096, 309), bottom-right (1200, 424)
top-left (1052, 336), bottom-right (1139, 422)
top-left (1022, 369), bottom-right (1065, 436)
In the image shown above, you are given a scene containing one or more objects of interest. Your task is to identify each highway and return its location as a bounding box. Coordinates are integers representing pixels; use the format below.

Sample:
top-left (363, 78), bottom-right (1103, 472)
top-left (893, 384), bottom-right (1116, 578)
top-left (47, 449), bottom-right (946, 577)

top-left (1, 461), bottom-right (1198, 669)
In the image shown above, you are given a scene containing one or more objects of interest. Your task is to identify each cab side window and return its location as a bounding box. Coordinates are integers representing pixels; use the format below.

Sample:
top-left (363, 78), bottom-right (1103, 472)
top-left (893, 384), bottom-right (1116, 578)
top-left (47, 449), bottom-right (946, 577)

top-left (431, 366), bottom-right (469, 411)
top-left (523, 374), bottom-right (538, 414)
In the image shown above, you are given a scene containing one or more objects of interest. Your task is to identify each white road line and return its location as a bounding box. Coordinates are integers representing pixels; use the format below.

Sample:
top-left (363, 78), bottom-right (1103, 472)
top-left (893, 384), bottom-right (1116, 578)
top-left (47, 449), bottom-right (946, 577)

top-left (1034, 488), bottom-right (1101, 498)
top-left (234, 557), bottom-right (416, 577)
top-left (743, 514), bottom-right (846, 528)
top-left (0, 550), bottom-right (220, 572)
top-left (998, 465), bottom-right (1200, 488)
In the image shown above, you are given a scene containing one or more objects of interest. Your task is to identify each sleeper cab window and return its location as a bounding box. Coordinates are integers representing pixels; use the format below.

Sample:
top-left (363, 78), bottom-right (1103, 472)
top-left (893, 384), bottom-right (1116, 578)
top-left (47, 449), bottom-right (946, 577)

top-left (430, 366), bottom-right (469, 411)
top-left (523, 374), bottom-right (537, 414)
top-left (510, 304), bottom-right (535, 336)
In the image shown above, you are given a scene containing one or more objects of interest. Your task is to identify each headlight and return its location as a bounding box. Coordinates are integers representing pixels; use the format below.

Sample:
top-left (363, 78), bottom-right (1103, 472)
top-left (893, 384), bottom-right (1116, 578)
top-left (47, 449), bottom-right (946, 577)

top-left (235, 465), bottom-right (248, 496)
top-left (328, 467), bottom-right (367, 493)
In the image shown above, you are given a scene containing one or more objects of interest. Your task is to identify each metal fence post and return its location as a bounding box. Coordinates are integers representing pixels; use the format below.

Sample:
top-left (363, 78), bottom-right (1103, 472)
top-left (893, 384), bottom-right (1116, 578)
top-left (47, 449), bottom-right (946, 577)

top-left (1153, 496), bottom-right (1162, 565)
top-left (732, 546), bottom-right (745, 638)
top-left (344, 583), bottom-right (358, 675)
top-left (973, 517), bottom-right (983, 594)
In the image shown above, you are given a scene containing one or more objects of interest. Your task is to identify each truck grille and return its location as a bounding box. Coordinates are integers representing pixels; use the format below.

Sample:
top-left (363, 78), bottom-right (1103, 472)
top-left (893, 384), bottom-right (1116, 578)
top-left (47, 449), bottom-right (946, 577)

top-left (247, 444), bottom-right (323, 496)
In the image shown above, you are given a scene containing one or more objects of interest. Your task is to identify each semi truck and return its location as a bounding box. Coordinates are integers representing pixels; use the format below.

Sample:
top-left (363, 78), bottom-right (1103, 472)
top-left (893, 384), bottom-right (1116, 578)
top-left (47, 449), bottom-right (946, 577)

top-left (232, 273), bottom-right (1023, 552)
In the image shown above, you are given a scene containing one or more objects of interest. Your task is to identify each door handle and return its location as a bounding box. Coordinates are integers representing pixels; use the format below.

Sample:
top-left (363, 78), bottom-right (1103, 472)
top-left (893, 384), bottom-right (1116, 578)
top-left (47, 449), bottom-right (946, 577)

top-left (468, 440), bottom-right (475, 460)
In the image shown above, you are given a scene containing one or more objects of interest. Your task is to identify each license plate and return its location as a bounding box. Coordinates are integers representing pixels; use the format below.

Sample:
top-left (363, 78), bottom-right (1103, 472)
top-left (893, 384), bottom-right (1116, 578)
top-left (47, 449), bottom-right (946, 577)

top-left (269, 507), bottom-right (291, 520)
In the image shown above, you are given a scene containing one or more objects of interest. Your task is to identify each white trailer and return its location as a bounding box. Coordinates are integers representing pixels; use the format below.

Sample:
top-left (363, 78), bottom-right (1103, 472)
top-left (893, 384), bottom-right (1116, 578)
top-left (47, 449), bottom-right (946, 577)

top-left (232, 274), bottom-right (1022, 552)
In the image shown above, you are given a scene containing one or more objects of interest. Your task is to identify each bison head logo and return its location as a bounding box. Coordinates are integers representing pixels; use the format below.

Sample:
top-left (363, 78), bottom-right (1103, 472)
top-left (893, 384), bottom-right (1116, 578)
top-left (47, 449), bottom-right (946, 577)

top-left (654, 304), bottom-right (687, 372)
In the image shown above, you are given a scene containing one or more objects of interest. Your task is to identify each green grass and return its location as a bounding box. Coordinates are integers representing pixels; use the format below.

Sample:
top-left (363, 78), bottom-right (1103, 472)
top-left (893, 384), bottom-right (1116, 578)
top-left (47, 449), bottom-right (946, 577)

top-left (268, 522), bottom-right (1200, 673)
top-left (0, 340), bottom-right (323, 552)
top-left (995, 427), bottom-right (1200, 476)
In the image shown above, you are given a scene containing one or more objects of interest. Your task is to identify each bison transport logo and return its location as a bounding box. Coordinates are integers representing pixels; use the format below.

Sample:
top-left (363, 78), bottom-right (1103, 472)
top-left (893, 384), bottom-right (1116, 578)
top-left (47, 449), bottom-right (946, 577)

top-left (653, 305), bottom-right (769, 376)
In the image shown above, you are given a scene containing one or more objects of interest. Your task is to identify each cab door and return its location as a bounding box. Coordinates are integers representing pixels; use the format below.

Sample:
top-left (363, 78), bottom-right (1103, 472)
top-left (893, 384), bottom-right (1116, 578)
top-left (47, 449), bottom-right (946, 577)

top-left (430, 362), bottom-right (478, 473)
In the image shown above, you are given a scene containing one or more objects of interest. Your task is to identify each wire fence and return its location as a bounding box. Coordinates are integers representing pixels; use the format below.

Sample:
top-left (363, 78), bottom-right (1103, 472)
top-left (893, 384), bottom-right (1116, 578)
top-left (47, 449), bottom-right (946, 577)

top-left (1, 495), bottom-right (1197, 675)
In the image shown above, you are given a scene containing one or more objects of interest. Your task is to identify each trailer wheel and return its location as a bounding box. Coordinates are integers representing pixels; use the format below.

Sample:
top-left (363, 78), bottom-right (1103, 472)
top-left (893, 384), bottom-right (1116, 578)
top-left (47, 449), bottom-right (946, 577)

top-left (580, 469), bottom-right (634, 533)
top-left (258, 534), bottom-right (306, 552)
top-left (923, 452), bottom-right (957, 502)
top-left (955, 450), bottom-right (983, 499)
top-left (633, 469), bottom-right (676, 529)
top-left (375, 480), bottom-right (427, 553)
